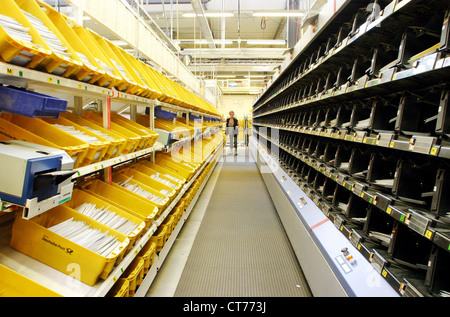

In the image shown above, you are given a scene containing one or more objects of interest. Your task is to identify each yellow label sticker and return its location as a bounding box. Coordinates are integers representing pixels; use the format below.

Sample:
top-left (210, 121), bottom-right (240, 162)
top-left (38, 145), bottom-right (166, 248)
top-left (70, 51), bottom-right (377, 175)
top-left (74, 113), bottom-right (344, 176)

top-left (382, 270), bottom-right (388, 278)
top-left (386, 207), bottom-right (392, 215)
top-left (6, 68), bottom-right (14, 75)
top-left (425, 230), bottom-right (433, 240)
top-left (389, 141), bottom-right (395, 148)
top-left (430, 147), bottom-right (438, 155)
top-left (360, 192), bottom-right (364, 198)
top-left (357, 244), bottom-right (361, 250)
top-left (47, 77), bottom-right (54, 83)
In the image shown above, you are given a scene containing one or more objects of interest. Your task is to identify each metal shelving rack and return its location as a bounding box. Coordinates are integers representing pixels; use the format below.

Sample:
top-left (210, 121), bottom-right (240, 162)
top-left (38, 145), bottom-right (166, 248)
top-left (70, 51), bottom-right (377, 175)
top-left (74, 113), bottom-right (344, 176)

top-left (251, 0), bottom-right (450, 297)
top-left (0, 56), bottom-right (223, 296)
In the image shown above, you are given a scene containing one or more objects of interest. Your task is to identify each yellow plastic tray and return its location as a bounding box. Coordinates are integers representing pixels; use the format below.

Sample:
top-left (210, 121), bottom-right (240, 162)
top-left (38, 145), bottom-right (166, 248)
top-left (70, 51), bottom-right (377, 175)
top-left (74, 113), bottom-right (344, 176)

top-left (109, 112), bottom-right (159, 149)
top-left (131, 163), bottom-right (182, 192)
top-left (82, 179), bottom-right (159, 230)
top-left (137, 240), bottom-right (157, 274)
top-left (154, 117), bottom-right (191, 139)
top-left (87, 29), bottom-right (139, 94)
top-left (60, 111), bottom-right (128, 159)
top-left (82, 111), bottom-right (142, 154)
top-left (15, 0), bottom-right (85, 77)
top-left (137, 160), bottom-right (186, 184)
top-left (67, 189), bottom-right (146, 250)
top-left (103, 39), bottom-right (148, 97)
top-left (150, 225), bottom-right (168, 253)
top-left (106, 278), bottom-right (129, 297)
top-left (36, 0), bottom-right (107, 84)
top-left (69, 22), bottom-right (123, 89)
top-left (0, 113), bottom-right (89, 168)
top-left (0, 0), bottom-right (51, 68)
top-left (122, 257), bottom-right (144, 297)
top-left (162, 215), bottom-right (175, 236)
top-left (111, 172), bottom-right (170, 214)
top-left (155, 153), bottom-right (195, 180)
top-left (41, 116), bottom-right (110, 165)
top-left (0, 264), bottom-right (62, 297)
top-left (9, 204), bottom-right (130, 286)
top-left (124, 56), bottom-right (165, 100)
top-left (117, 167), bottom-right (176, 199)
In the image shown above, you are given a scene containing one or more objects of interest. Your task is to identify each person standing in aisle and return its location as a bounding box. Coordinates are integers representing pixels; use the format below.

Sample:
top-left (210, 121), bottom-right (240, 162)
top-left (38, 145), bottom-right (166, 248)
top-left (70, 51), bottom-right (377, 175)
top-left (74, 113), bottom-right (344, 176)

top-left (226, 111), bottom-right (239, 155)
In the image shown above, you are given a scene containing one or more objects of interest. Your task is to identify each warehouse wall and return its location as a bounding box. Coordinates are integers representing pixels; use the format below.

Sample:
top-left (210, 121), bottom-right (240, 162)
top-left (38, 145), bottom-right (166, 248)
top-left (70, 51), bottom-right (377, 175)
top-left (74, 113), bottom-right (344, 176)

top-left (217, 95), bottom-right (254, 120)
top-left (218, 95), bottom-right (254, 143)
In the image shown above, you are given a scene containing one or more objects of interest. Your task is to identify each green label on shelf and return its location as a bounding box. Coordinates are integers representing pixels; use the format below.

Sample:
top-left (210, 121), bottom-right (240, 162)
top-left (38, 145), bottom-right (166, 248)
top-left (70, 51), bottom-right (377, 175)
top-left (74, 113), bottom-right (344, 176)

top-left (58, 197), bottom-right (71, 205)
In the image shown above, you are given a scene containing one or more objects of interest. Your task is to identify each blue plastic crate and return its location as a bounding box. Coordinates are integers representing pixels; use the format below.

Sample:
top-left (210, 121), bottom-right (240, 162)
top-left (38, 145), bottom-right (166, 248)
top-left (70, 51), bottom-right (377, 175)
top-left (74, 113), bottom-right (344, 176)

top-left (155, 107), bottom-right (177, 120)
top-left (0, 86), bottom-right (68, 118)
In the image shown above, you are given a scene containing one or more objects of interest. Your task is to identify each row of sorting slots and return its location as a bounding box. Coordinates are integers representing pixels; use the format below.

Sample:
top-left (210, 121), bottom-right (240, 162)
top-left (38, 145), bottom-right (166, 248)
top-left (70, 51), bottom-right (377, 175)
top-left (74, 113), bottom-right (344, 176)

top-left (106, 150), bottom-right (220, 297)
top-left (260, 127), bottom-right (448, 218)
top-left (0, 110), bottom-right (159, 168)
top-left (273, 145), bottom-right (450, 298)
top-left (0, 0), bottom-right (218, 116)
top-left (256, 86), bottom-right (450, 139)
top-left (7, 137), bottom-right (223, 289)
top-left (255, 0), bottom-right (449, 110)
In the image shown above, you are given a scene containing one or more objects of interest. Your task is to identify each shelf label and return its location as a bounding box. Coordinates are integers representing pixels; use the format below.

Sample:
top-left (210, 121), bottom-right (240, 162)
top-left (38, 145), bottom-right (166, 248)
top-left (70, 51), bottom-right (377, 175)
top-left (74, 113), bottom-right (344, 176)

top-left (430, 147), bottom-right (439, 155)
top-left (47, 77), bottom-right (54, 83)
top-left (6, 68), bottom-right (14, 76)
top-left (425, 230), bottom-right (433, 240)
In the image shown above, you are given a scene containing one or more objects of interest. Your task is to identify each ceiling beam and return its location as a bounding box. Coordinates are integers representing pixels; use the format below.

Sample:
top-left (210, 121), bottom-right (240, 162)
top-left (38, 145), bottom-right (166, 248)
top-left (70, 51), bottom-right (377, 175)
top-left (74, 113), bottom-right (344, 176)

top-left (182, 47), bottom-right (288, 59)
top-left (191, 0), bottom-right (216, 49)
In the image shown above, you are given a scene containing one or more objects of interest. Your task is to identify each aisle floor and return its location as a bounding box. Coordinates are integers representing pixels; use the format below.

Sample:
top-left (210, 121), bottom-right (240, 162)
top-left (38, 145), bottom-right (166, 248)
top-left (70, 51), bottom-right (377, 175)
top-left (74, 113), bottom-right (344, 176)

top-left (146, 147), bottom-right (311, 297)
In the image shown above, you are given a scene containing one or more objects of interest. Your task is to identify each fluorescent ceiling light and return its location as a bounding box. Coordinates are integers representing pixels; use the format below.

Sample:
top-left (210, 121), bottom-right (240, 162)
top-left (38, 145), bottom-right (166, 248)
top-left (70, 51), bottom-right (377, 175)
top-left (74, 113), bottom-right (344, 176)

top-left (183, 12), bottom-right (234, 18)
top-left (253, 11), bottom-right (305, 17)
top-left (194, 39), bottom-right (233, 45)
top-left (246, 39), bottom-right (286, 45)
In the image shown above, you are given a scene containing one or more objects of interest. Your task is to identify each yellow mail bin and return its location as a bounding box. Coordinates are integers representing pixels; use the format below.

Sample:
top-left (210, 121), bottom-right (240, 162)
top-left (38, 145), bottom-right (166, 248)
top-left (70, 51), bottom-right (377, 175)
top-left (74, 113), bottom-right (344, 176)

top-left (9, 204), bottom-right (130, 286)
top-left (0, 113), bottom-right (89, 168)
top-left (82, 179), bottom-right (159, 231)
top-left (0, 264), bottom-right (62, 297)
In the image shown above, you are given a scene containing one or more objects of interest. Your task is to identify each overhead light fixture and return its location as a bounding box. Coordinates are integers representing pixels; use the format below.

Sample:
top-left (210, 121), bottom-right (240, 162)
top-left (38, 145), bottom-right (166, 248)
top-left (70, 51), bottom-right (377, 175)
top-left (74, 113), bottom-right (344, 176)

top-left (246, 39), bottom-right (286, 45)
top-left (194, 39), bottom-right (233, 45)
top-left (183, 12), bottom-right (234, 18)
top-left (252, 11), bottom-right (305, 17)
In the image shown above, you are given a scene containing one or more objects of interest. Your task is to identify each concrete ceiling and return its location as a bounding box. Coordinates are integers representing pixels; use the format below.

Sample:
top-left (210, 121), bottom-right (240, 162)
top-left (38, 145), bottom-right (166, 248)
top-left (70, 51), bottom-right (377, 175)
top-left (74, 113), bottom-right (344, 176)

top-left (141, 0), bottom-right (309, 95)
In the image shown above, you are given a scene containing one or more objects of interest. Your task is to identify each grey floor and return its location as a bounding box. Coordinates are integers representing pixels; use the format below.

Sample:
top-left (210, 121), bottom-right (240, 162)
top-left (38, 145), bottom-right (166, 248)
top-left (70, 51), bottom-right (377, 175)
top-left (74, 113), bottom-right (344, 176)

top-left (146, 147), bottom-right (311, 297)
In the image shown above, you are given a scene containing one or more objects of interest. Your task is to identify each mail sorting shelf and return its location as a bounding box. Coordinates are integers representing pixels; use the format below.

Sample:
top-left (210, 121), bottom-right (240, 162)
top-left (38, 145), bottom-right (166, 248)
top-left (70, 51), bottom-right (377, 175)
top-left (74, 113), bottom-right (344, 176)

top-left (0, 1), bottom-right (219, 116)
top-left (255, 129), bottom-right (447, 296)
top-left (251, 0), bottom-right (450, 296)
top-left (0, 135), bottom-right (223, 296)
top-left (254, 0), bottom-right (449, 114)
